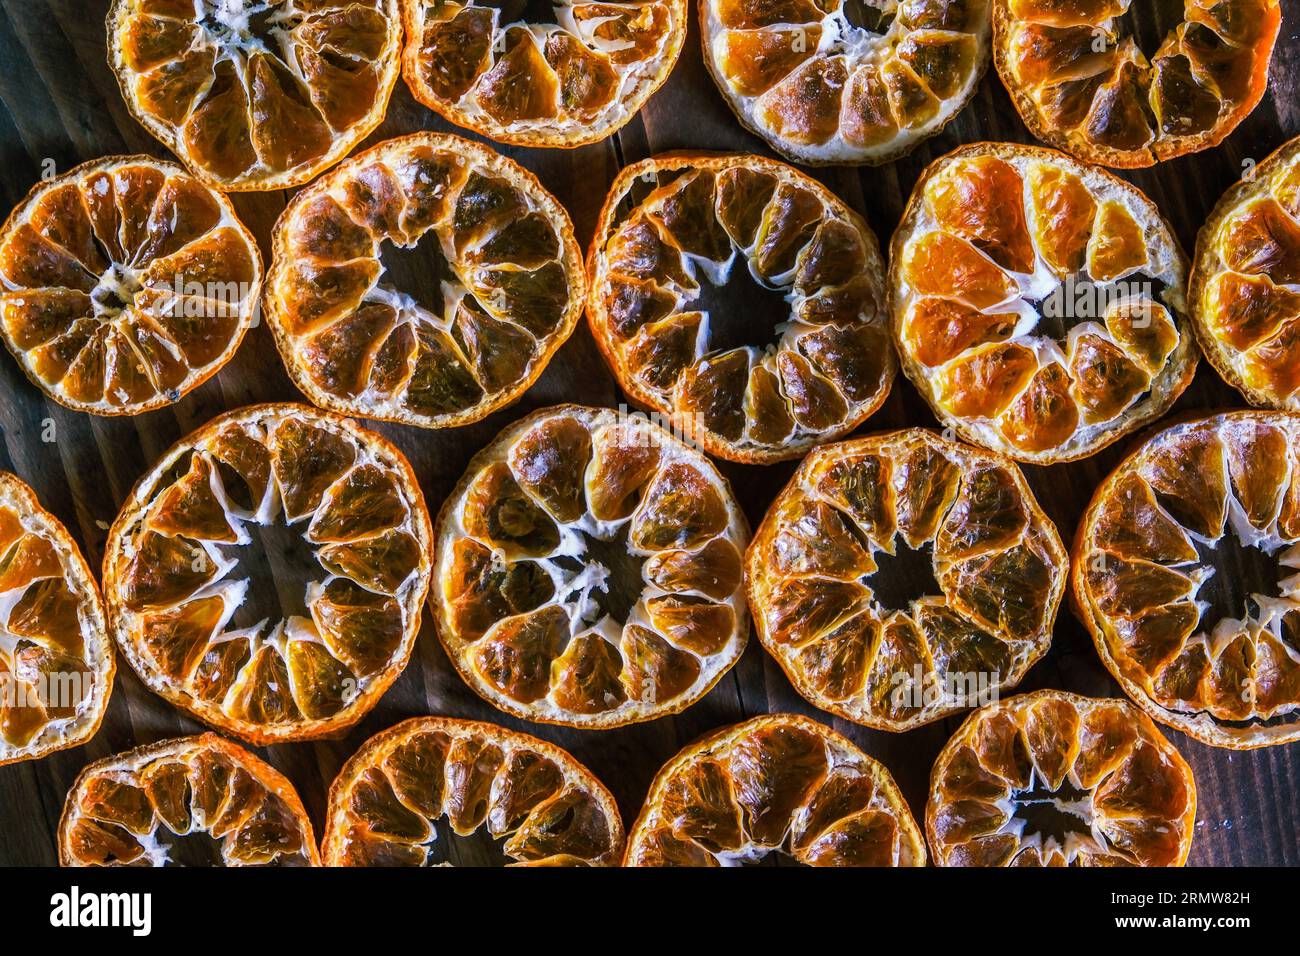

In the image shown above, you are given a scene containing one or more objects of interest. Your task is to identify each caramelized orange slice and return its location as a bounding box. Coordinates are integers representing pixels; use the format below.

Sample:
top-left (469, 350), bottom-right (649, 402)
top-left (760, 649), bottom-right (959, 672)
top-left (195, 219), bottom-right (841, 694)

top-left (588, 153), bottom-right (894, 464)
top-left (400, 0), bottom-right (686, 147)
top-left (0, 473), bottom-right (113, 766)
top-left (993, 0), bottom-right (1280, 167)
top-left (323, 716), bottom-right (624, 865)
top-left (102, 403), bottom-right (433, 745)
top-left (433, 404), bottom-right (749, 728)
top-left (1074, 410), bottom-right (1300, 749)
top-left (747, 429), bottom-right (1067, 730)
top-left (59, 733), bottom-right (318, 866)
top-left (890, 142), bottom-right (1195, 463)
top-left (108, 0), bottom-right (403, 190)
top-left (265, 133), bottom-right (584, 429)
top-left (927, 690), bottom-right (1196, 865)
top-left (0, 156), bottom-right (260, 414)
top-left (702, 0), bottom-right (991, 164)
top-left (626, 713), bottom-right (925, 866)
top-left (1191, 135), bottom-right (1300, 408)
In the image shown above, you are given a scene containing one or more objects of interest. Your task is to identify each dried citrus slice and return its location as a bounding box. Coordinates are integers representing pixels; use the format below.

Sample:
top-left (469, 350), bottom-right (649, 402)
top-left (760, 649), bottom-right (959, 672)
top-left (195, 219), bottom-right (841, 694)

top-left (0, 474), bottom-right (113, 766)
top-left (399, 0), bottom-right (686, 147)
top-left (59, 733), bottom-right (319, 866)
top-left (1191, 136), bottom-right (1300, 409)
top-left (588, 153), bottom-right (894, 464)
top-left (265, 133), bottom-right (584, 429)
top-left (107, 0), bottom-right (403, 191)
top-left (1074, 410), bottom-right (1300, 749)
top-left (433, 404), bottom-right (749, 728)
top-left (890, 142), bottom-right (1195, 463)
top-left (323, 716), bottom-right (624, 865)
top-left (700, 0), bottom-right (991, 165)
top-left (993, 0), bottom-right (1280, 168)
top-left (747, 429), bottom-right (1067, 731)
top-left (0, 156), bottom-right (261, 415)
top-left (927, 690), bottom-right (1196, 865)
top-left (626, 713), bottom-right (924, 866)
top-left (102, 403), bottom-right (433, 745)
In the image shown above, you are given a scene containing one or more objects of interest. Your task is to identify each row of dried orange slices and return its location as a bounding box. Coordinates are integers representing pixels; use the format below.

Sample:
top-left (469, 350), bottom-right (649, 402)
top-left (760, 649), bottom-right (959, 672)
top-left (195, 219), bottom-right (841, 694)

top-left (104, 1), bottom-right (1282, 189)
top-left (57, 694), bottom-right (1197, 867)
top-left (5, 399), bottom-right (1292, 795)
top-left (106, 0), bottom-right (686, 190)
top-left (8, 137), bottom-right (1300, 458)
top-left (0, 135), bottom-right (587, 422)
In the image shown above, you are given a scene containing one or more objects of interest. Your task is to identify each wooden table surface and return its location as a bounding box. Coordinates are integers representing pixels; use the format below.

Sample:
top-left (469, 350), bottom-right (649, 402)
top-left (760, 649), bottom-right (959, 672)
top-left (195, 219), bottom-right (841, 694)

top-left (0, 0), bottom-right (1297, 867)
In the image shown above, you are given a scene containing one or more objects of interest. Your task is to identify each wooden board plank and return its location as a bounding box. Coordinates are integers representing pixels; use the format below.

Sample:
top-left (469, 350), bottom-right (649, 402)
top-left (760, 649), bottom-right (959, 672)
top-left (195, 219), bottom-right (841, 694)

top-left (0, 0), bottom-right (1296, 866)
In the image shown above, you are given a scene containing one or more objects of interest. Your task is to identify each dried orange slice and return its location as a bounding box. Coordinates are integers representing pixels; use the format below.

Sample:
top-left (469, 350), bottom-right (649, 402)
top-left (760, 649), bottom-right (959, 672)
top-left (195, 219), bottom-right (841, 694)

top-left (626, 713), bottom-right (925, 866)
top-left (993, 0), bottom-right (1280, 168)
top-left (102, 403), bottom-right (433, 745)
top-left (323, 716), bottom-right (624, 865)
top-left (399, 0), bottom-right (687, 147)
top-left (433, 404), bottom-right (749, 728)
top-left (927, 690), bottom-right (1196, 866)
top-left (0, 156), bottom-right (261, 415)
top-left (107, 0), bottom-right (403, 191)
top-left (747, 429), bottom-right (1067, 731)
top-left (588, 153), bottom-right (894, 464)
top-left (265, 133), bottom-right (584, 429)
top-left (701, 0), bottom-right (991, 165)
top-left (1074, 410), bottom-right (1300, 749)
top-left (1191, 136), bottom-right (1300, 409)
top-left (0, 474), bottom-right (113, 766)
top-left (59, 733), bottom-right (319, 866)
top-left (890, 142), bottom-right (1196, 464)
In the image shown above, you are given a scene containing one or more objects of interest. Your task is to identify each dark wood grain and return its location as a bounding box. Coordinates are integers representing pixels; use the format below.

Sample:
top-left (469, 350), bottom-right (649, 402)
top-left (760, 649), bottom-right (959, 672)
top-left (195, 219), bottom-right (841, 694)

top-left (0, 0), bottom-right (1297, 867)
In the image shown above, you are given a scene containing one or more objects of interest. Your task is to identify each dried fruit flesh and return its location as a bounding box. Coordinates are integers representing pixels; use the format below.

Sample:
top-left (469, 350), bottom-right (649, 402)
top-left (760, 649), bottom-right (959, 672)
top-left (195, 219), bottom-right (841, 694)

top-left (626, 713), bottom-right (925, 866)
top-left (432, 404), bottom-right (750, 728)
top-left (993, 0), bottom-right (1281, 167)
top-left (1074, 410), bottom-right (1300, 748)
top-left (1191, 135), bottom-right (1300, 409)
top-left (702, 0), bottom-right (992, 164)
top-left (0, 473), bottom-right (113, 766)
top-left (323, 716), bottom-right (624, 865)
top-left (890, 142), bottom-right (1195, 463)
top-left (102, 403), bottom-right (433, 744)
top-left (927, 690), bottom-right (1196, 865)
top-left (266, 133), bottom-right (585, 429)
top-left (59, 733), bottom-right (319, 866)
top-left (400, 0), bottom-right (687, 147)
top-left (0, 156), bottom-right (261, 414)
top-left (108, 0), bottom-right (403, 190)
top-left (747, 428), bottom-right (1068, 730)
top-left (588, 153), bottom-right (894, 464)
